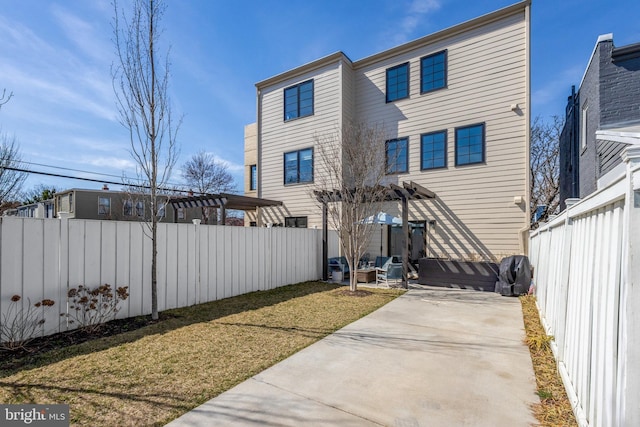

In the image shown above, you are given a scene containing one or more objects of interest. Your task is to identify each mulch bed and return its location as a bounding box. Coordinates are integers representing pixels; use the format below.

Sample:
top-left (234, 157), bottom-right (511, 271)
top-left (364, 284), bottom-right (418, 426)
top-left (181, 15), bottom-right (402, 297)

top-left (0, 314), bottom-right (159, 371)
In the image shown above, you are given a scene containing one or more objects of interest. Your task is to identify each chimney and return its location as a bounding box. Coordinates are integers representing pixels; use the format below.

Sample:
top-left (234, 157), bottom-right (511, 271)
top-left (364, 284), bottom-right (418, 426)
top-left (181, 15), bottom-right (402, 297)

top-left (102, 184), bottom-right (109, 191)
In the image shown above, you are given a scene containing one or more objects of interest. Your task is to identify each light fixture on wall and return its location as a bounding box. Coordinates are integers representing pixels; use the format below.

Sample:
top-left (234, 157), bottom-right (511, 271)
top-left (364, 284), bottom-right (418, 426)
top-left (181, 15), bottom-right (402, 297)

top-left (513, 196), bottom-right (524, 205)
top-left (510, 103), bottom-right (519, 111)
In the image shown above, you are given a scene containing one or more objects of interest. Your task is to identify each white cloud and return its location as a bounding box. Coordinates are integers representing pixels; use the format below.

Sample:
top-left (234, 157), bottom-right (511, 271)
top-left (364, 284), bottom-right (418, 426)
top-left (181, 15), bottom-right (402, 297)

top-left (391, 0), bottom-right (442, 45)
top-left (81, 156), bottom-right (136, 171)
top-left (532, 64), bottom-right (584, 116)
top-left (51, 5), bottom-right (108, 62)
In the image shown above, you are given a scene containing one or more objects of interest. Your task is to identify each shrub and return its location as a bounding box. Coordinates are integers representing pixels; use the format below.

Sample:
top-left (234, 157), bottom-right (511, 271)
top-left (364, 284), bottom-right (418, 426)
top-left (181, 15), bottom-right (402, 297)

top-left (1, 295), bottom-right (55, 350)
top-left (63, 284), bottom-right (129, 333)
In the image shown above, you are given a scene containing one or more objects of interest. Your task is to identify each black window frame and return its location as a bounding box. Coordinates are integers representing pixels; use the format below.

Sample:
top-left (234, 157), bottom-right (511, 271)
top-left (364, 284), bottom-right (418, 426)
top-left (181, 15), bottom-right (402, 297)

top-left (385, 137), bottom-right (409, 174)
top-left (249, 164), bottom-right (257, 191)
top-left (285, 216), bottom-right (308, 228)
top-left (284, 79), bottom-right (314, 121)
top-left (284, 148), bottom-right (314, 185)
top-left (420, 130), bottom-right (448, 170)
top-left (386, 62), bottom-right (409, 103)
top-left (420, 50), bottom-right (447, 94)
top-left (135, 200), bottom-right (145, 217)
top-left (455, 123), bottom-right (486, 166)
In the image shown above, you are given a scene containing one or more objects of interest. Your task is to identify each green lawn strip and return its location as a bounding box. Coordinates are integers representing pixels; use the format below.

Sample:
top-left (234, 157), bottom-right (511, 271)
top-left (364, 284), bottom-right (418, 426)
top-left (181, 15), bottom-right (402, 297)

top-left (0, 282), bottom-right (403, 426)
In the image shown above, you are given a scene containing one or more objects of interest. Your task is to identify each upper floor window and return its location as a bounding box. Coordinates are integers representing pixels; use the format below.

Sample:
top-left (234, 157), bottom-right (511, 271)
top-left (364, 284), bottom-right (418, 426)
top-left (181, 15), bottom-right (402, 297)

top-left (285, 216), bottom-right (308, 228)
top-left (284, 148), bottom-right (313, 184)
top-left (386, 63), bottom-right (409, 102)
top-left (135, 200), bottom-right (144, 217)
top-left (98, 197), bottom-right (110, 215)
top-left (421, 130), bottom-right (447, 170)
top-left (123, 199), bottom-right (133, 216)
top-left (177, 207), bottom-right (185, 220)
top-left (421, 50), bottom-right (447, 93)
top-left (284, 80), bottom-right (314, 121)
top-left (158, 202), bottom-right (166, 218)
top-left (250, 165), bottom-right (257, 190)
top-left (455, 123), bottom-right (485, 166)
top-left (386, 138), bottom-right (408, 174)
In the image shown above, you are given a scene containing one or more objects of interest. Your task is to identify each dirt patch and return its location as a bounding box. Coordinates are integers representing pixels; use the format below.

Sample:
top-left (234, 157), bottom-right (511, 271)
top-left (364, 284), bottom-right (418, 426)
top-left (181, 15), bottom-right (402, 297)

top-left (1, 314), bottom-right (156, 370)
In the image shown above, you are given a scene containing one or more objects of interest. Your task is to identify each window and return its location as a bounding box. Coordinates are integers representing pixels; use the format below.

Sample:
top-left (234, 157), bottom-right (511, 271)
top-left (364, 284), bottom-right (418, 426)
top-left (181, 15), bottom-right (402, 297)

top-left (386, 63), bottom-right (409, 102)
top-left (250, 164), bottom-right (257, 190)
top-left (581, 104), bottom-right (588, 151)
top-left (285, 216), bottom-right (308, 228)
top-left (421, 130), bottom-right (447, 170)
top-left (455, 123), bottom-right (485, 166)
top-left (284, 80), bottom-right (314, 121)
top-left (158, 203), bottom-right (166, 218)
top-left (135, 200), bottom-right (144, 217)
top-left (177, 208), bottom-right (185, 220)
top-left (421, 50), bottom-right (447, 93)
top-left (123, 199), bottom-right (133, 216)
top-left (386, 138), bottom-right (408, 174)
top-left (69, 193), bottom-right (74, 212)
top-left (98, 197), bottom-right (111, 215)
top-left (284, 148), bottom-right (313, 184)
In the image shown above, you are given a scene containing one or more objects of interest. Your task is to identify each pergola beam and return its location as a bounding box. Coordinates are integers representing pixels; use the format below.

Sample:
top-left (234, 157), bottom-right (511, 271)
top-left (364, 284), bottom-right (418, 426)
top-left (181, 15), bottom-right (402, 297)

top-left (317, 181), bottom-right (436, 288)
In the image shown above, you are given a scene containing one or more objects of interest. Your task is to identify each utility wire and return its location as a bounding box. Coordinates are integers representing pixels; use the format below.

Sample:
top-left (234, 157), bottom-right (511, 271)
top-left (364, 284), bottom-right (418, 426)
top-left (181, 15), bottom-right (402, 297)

top-left (13, 159), bottom-right (186, 188)
top-left (3, 165), bottom-right (196, 194)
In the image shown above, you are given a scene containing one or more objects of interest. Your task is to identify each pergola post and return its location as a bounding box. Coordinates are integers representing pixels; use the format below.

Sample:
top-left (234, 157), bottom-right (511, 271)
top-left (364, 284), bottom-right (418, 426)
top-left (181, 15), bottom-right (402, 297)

top-left (401, 195), bottom-right (409, 289)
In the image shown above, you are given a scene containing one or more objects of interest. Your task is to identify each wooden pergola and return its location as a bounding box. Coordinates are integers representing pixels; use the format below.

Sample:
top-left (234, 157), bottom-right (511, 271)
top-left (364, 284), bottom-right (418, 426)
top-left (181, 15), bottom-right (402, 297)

top-left (315, 181), bottom-right (436, 287)
top-left (168, 193), bottom-right (283, 224)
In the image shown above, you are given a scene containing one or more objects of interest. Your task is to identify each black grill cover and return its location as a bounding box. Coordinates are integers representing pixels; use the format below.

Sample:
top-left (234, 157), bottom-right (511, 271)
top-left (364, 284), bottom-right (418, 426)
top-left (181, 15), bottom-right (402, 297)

top-left (495, 255), bottom-right (531, 296)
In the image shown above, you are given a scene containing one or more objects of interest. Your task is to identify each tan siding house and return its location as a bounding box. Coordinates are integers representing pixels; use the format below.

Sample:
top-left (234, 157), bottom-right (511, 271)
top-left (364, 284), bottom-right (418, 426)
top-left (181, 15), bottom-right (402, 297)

top-left (246, 1), bottom-right (530, 261)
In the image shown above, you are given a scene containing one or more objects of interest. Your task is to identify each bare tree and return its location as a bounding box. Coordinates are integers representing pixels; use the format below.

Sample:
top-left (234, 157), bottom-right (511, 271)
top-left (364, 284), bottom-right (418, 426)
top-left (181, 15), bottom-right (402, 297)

top-left (530, 115), bottom-right (563, 225)
top-left (0, 89), bottom-right (12, 110)
top-left (112, 0), bottom-right (180, 320)
top-left (0, 133), bottom-right (27, 206)
top-left (182, 150), bottom-right (235, 224)
top-left (314, 122), bottom-right (390, 292)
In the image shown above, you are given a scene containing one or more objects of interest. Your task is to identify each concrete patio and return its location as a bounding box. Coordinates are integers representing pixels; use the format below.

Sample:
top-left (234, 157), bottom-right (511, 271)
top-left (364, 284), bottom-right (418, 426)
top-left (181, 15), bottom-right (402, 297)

top-left (166, 285), bottom-right (539, 426)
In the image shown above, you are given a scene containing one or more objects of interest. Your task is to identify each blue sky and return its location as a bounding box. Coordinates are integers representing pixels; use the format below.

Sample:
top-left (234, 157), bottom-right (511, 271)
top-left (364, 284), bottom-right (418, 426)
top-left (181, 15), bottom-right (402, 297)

top-left (1, 0), bottom-right (639, 194)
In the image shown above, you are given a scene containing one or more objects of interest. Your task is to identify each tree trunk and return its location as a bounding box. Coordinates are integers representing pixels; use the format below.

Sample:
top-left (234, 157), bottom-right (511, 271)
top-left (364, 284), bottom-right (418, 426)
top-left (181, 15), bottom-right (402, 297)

top-left (151, 214), bottom-right (158, 320)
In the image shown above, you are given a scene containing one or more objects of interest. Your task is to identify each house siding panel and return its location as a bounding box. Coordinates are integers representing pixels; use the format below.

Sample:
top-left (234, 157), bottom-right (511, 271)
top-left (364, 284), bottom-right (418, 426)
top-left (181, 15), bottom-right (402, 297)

top-left (259, 59), bottom-right (344, 226)
top-left (249, 3), bottom-right (529, 260)
top-left (353, 10), bottom-right (528, 258)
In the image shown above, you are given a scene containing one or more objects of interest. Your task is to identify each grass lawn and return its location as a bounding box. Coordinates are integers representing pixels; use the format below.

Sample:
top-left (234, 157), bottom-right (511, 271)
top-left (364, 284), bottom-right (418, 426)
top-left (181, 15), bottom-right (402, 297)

top-left (0, 282), bottom-right (403, 426)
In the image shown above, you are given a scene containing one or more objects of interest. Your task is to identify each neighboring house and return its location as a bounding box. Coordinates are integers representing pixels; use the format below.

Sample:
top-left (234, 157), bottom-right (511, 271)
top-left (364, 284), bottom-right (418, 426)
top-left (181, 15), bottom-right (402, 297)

top-left (244, 0), bottom-right (531, 262)
top-left (15, 200), bottom-right (56, 218)
top-left (559, 34), bottom-right (640, 210)
top-left (53, 186), bottom-right (200, 223)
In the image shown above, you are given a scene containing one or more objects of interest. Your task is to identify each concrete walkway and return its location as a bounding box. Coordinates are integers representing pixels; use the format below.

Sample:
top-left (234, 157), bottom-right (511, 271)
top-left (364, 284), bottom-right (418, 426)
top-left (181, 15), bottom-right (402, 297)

top-left (166, 286), bottom-right (539, 426)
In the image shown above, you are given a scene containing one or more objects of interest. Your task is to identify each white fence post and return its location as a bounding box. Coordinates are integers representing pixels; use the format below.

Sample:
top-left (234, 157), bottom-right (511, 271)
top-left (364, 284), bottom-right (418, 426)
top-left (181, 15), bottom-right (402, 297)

top-left (620, 146), bottom-right (640, 426)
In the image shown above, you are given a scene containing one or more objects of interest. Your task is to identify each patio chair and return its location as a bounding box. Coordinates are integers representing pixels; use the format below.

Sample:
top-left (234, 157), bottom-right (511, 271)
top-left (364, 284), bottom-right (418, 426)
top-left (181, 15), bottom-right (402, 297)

top-left (374, 256), bottom-right (390, 269)
top-left (376, 258), bottom-right (403, 287)
top-left (328, 257), bottom-right (350, 279)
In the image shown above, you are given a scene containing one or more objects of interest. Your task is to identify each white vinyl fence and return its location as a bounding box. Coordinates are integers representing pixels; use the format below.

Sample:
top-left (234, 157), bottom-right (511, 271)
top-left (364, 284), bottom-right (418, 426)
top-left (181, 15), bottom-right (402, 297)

top-left (529, 147), bottom-right (640, 427)
top-left (0, 218), bottom-right (324, 340)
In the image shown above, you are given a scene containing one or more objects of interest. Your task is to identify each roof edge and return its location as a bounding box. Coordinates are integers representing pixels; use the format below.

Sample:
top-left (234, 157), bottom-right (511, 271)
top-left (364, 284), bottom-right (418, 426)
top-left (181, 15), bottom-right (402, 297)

top-left (256, 51), bottom-right (352, 89)
top-left (578, 33), bottom-right (613, 89)
top-left (254, 0), bottom-right (530, 89)
top-left (354, 0), bottom-right (530, 69)
top-left (613, 41), bottom-right (640, 61)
